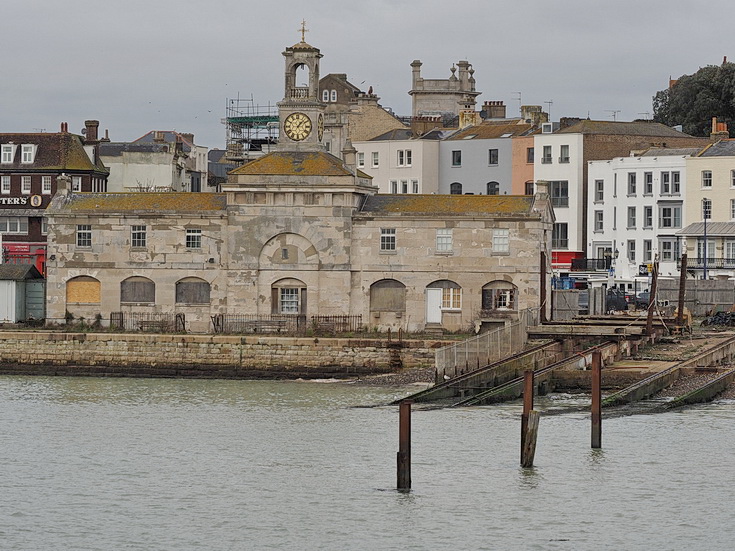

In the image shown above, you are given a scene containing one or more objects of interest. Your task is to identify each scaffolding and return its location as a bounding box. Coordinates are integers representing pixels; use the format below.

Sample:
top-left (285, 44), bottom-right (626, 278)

top-left (223, 97), bottom-right (279, 164)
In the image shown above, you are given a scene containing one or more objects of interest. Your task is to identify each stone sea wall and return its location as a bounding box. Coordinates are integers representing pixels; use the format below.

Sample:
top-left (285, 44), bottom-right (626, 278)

top-left (0, 331), bottom-right (442, 379)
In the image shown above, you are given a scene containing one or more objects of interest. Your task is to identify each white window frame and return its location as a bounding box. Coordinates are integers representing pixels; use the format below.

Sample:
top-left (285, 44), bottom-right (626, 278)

top-left (72, 176), bottom-right (82, 192)
top-left (731, 170), bottom-right (735, 188)
top-left (21, 176), bottom-right (31, 195)
top-left (451, 150), bottom-right (462, 167)
top-left (643, 239), bottom-right (652, 262)
top-left (672, 171), bottom-right (680, 194)
top-left (627, 240), bottom-right (636, 263)
top-left (731, 199), bottom-right (735, 221)
top-left (401, 180), bottom-right (408, 194)
top-left (627, 206), bottom-right (636, 229)
top-left (644, 172), bottom-right (653, 195)
top-left (41, 217), bottom-right (48, 235)
top-left (436, 228), bottom-right (453, 253)
top-left (357, 152), bottom-right (365, 168)
top-left (702, 170), bottom-right (712, 188)
top-left (627, 172), bottom-right (636, 195)
top-left (1, 144), bottom-right (14, 164)
top-left (322, 89), bottom-right (329, 102)
top-left (559, 144), bottom-right (569, 163)
top-left (659, 206), bottom-right (681, 229)
top-left (186, 228), bottom-right (202, 249)
top-left (493, 228), bottom-right (510, 253)
top-left (371, 152), bottom-right (379, 168)
top-left (131, 225), bottom-right (147, 248)
top-left (488, 148), bottom-right (499, 165)
top-left (280, 288), bottom-right (300, 313)
top-left (330, 90), bottom-right (337, 102)
top-left (441, 287), bottom-right (462, 310)
top-left (542, 145), bottom-right (552, 163)
top-left (21, 144), bottom-right (35, 164)
top-left (594, 180), bottom-right (604, 202)
top-left (661, 172), bottom-right (670, 194)
top-left (411, 179), bottom-right (419, 194)
top-left (594, 210), bottom-right (604, 232)
top-left (644, 206), bottom-right (653, 228)
top-left (0, 217), bottom-right (28, 235)
top-left (380, 228), bottom-right (396, 252)
top-left (390, 180), bottom-right (398, 194)
top-left (76, 224), bottom-right (92, 247)
top-left (42, 175), bottom-right (52, 194)
top-left (1, 176), bottom-right (10, 194)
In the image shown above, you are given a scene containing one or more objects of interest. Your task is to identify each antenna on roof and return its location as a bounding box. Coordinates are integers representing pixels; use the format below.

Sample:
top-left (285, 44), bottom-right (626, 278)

top-left (513, 92), bottom-right (522, 116)
top-left (638, 112), bottom-right (651, 120)
top-left (544, 100), bottom-right (553, 119)
top-left (606, 110), bottom-right (621, 121)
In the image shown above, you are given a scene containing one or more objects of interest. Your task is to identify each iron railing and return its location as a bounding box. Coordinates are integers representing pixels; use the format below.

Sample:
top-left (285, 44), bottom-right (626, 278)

top-left (571, 257), bottom-right (612, 271)
top-left (210, 314), bottom-right (363, 335)
top-left (434, 308), bottom-right (540, 380)
top-left (110, 311), bottom-right (186, 332)
top-left (677, 257), bottom-right (735, 269)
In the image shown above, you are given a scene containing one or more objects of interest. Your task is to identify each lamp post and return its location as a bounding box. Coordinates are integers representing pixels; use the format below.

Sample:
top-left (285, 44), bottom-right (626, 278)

top-left (703, 198), bottom-right (710, 280)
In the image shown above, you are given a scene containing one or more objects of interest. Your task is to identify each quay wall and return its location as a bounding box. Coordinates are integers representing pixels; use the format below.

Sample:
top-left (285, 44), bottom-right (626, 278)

top-left (0, 331), bottom-right (441, 379)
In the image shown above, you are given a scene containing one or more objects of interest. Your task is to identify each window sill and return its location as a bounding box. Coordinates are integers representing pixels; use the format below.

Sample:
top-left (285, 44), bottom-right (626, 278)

top-left (379, 250), bottom-right (397, 255)
top-left (440, 309), bottom-right (462, 313)
top-left (435, 251), bottom-right (454, 256)
top-left (488, 163), bottom-right (498, 167)
top-left (493, 251), bottom-right (510, 256)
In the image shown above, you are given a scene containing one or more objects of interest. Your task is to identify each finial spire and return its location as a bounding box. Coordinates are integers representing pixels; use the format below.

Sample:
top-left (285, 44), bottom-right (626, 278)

top-left (299, 19), bottom-right (309, 42)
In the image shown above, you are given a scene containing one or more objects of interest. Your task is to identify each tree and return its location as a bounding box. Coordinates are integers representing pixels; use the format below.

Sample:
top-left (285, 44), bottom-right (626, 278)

top-left (652, 61), bottom-right (735, 137)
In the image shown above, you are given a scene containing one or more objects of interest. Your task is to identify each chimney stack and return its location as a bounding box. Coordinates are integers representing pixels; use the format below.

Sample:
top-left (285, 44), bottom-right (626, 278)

top-left (84, 120), bottom-right (99, 143)
top-left (710, 117), bottom-right (729, 141)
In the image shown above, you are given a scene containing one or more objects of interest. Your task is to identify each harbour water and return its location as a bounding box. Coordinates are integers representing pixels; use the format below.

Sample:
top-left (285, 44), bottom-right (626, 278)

top-left (1, 376), bottom-right (734, 550)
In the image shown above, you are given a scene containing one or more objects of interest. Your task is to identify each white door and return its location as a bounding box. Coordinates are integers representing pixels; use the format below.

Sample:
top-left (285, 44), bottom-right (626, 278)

top-left (426, 288), bottom-right (442, 324)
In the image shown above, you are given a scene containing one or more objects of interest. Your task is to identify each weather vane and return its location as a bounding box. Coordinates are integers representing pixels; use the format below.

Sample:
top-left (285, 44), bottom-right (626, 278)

top-left (299, 20), bottom-right (308, 42)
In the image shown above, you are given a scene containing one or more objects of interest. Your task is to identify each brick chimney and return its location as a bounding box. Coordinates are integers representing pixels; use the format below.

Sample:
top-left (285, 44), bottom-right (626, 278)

top-left (83, 120), bottom-right (99, 144)
top-left (482, 100), bottom-right (506, 119)
top-left (710, 117), bottom-right (729, 141)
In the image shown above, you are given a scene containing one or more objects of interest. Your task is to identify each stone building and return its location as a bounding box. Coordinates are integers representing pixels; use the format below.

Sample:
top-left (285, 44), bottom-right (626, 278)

top-left (44, 36), bottom-right (553, 333)
top-left (409, 59), bottom-right (481, 120)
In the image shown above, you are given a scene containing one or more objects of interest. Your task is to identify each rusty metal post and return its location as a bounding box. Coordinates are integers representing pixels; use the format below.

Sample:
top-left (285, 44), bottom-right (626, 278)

top-left (521, 369), bottom-right (534, 463)
top-left (591, 351), bottom-right (602, 449)
top-left (397, 400), bottom-right (412, 491)
top-left (646, 260), bottom-right (659, 337)
top-left (677, 254), bottom-right (687, 327)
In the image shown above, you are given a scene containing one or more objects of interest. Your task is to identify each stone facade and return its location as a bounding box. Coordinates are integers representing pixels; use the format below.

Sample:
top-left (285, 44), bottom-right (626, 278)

top-left (44, 37), bottom-right (554, 334)
top-left (409, 59), bottom-right (481, 118)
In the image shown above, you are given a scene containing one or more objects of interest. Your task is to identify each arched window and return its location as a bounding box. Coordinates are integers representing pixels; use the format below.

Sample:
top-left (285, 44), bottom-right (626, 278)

top-left (272, 278), bottom-right (306, 314)
top-left (120, 276), bottom-right (155, 304)
top-left (330, 90), bottom-right (337, 102)
top-left (175, 277), bottom-right (210, 304)
top-left (487, 181), bottom-right (500, 195)
top-left (66, 276), bottom-right (101, 304)
top-left (427, 280), bottom-right (462, 310)
top-left (370, 279), bottom-right (406, 312)
top-left (450, 182), bottom-right (463, 195)
top-left (322, 89), bottom-right (330, 102)
top-left (482, 280), bottom-right (518, 312)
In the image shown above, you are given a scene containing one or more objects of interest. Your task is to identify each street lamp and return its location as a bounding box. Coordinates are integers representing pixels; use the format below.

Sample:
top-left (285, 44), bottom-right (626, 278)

top-left (703, 198), bottom-right (711, 280)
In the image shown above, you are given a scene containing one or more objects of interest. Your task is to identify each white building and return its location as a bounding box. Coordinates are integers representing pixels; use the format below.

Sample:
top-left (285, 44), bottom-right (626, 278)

top-left (587, 147), bottom-right (700, 280)
top-left (353, 129), bottom-right (443, 194)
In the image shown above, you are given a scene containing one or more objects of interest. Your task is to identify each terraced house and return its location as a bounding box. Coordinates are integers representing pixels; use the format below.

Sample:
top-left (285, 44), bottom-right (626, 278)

top-left (0, 120), bottom-right (108, 273)
top-left (44, 37), bottom-right (553, 333)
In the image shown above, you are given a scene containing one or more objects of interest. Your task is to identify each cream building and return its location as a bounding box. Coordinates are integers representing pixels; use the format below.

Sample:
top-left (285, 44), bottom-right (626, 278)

top-left (44, 36), bottom-right (553, 333)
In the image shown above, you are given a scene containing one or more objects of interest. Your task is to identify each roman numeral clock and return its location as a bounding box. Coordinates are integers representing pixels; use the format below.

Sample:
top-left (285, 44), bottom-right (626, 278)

top-left (284, 112), bottom-right (312, 141)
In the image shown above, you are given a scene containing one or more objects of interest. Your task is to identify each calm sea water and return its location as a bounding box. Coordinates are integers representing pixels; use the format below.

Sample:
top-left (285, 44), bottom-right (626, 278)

top-left (1, 376), bottom-right (734, 550)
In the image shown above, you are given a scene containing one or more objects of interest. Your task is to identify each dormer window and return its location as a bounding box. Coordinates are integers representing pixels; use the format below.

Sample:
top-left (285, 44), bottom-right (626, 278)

top-left (1, 144), bottom-right (15, 164)
top-left (21, 144), bottom-right (36, 164)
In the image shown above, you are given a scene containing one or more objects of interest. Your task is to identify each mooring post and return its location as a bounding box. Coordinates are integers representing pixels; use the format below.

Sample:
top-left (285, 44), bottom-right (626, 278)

top-left (397, 400), bottom-right (412, 491)
top-left (591, 350), bottom-right (602, 449)
top-left (521, 411), bottom-right (539, 468)
top-left (646, 259), bottom-right (660, 337)
top-left (521, 369), bottom-right (534, 464)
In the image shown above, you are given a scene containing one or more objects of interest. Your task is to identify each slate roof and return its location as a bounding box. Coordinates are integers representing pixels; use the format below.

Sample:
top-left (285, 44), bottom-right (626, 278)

top-left (0, 132), bottom-right (107, 173)
top-left (370, 128), bottom-right (447, 141)
top-left (229, 150), bottom-right (362, 177)
top-left (447, 121), bottom-right (535, 140)
top-left (696, 139), bottom-right (735, 157)
top-left (677, 222), bottom-right (735, 236)
top-left (639, 147), bottom-right (703, 157)
top-left (359, 194), bottom-right (534, 216)
top-left (557, 120), bottom-right (695, 137)
top-left (0, 264), bottom-right (43, 280)
top-left (132, 131), bottom-right (194, 153)
top-left (53, 192), bottom-right (226, 213)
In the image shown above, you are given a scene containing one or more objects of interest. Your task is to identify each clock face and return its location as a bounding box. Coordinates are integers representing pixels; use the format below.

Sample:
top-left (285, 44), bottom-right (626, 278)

top-left (317, 114), bottom-right (324, 142)
top-left (284, 112), bottom-right (312, 141)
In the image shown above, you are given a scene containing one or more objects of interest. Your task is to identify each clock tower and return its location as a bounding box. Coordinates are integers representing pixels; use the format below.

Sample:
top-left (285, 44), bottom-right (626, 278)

top-left (277, 21), bottom-right (325, 151)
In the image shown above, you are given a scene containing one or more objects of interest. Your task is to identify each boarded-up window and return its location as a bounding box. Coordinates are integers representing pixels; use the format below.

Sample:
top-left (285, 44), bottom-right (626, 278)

top-left (175, 277), bottom-right (210, 304)
top-left (370, 279), bottom-right (406, 311)
top-left (120, 277), bottom-right (155, 304)
top-left (67, 276), bottom-right (101, 304)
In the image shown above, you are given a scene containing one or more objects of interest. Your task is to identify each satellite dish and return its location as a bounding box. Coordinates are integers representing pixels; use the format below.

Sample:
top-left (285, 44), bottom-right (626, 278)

top-left (81, 128), bottom-right (87, 135)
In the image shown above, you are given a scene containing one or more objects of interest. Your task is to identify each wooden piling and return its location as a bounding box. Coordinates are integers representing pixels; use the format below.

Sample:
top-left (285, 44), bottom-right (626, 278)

top-left (397, 400), bottom-right (412, 491)
top-left (521, 411), bottom-right (539, 468)
top-left (676, 254), bottom-right (687, 327)
top-left (591, 350), bottom-right (602, 449)
top-left (521, 369), bottom-right (534, 463)
top-left (646, 259), bottom-right (660, 337)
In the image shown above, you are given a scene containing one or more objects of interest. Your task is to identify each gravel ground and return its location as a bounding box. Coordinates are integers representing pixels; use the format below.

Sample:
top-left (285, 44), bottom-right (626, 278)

top-left (352, 367), bottom-right (435, 386)
top-left (656, 371), bottom-right (723, 398)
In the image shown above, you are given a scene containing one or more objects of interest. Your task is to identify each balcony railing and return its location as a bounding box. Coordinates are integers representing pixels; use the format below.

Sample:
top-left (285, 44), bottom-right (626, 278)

top-left (677, 257), bottom-right (735, 270)
top-left (571, 257), bottom-right (612, 271)
top-left (290, 87), bottom-right (309, 99)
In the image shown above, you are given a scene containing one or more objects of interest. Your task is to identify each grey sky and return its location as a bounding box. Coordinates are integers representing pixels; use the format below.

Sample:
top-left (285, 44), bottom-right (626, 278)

top-left (3, 0), bottom-right (732, 149)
